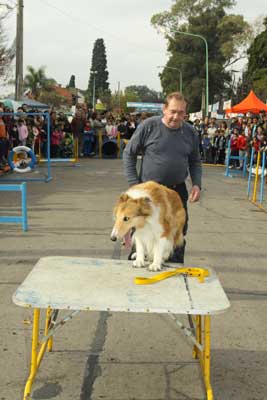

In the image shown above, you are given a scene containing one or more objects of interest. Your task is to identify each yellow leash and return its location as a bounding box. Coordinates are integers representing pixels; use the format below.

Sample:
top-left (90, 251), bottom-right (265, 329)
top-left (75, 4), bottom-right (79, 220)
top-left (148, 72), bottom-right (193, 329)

top-left (134, 267), bottom-right (209, 285)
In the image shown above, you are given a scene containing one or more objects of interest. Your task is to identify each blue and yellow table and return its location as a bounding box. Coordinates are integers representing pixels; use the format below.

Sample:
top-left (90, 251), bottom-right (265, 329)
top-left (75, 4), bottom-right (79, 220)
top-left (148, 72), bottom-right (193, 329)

top-left (13, 256), bottom-right (230, 400)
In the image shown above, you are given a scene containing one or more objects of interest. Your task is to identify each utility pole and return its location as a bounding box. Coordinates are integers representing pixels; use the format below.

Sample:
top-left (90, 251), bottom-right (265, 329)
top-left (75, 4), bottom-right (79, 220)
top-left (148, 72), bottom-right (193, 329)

top-left (15, 0), bottom-right (24, 101)
top-left (118, 81), bottom-right (121, 113)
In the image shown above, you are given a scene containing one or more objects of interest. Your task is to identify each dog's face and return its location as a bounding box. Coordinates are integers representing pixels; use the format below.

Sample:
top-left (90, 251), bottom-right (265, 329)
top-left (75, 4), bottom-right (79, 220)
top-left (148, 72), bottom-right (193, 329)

top-left (111, 193), bottom-right (151, 245)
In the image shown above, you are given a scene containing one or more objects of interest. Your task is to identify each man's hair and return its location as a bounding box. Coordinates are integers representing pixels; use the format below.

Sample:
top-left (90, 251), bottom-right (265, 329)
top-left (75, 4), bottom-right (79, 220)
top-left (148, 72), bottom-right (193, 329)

top-left (164, 92), bottom-right (186, 107)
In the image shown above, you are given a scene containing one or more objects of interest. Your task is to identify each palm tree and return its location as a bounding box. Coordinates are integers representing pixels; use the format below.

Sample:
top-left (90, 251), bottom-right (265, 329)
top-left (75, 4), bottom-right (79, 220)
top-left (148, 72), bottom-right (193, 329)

top-left (23, 66), bottom-right (48, 98)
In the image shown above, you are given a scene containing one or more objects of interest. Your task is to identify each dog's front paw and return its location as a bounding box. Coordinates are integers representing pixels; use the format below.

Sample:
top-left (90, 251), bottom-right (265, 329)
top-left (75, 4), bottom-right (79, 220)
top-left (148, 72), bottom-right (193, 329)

top-left (133, 259), bottom-right (145, 268)
top-left (148, 263), bottom-right (162, 272)
top-left (130, 252), bottom-right (137, 260)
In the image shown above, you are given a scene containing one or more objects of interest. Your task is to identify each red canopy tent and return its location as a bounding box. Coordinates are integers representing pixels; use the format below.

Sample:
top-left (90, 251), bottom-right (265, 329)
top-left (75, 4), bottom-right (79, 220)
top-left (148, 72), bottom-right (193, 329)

top-left (226, 90), bottom-right (267, 114)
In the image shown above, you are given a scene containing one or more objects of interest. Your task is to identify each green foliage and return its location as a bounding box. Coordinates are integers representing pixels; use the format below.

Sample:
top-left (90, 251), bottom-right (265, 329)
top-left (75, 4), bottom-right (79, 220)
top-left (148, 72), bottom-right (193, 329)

top-left (151, 0), bottom-right (250, 112)
top-left (67, 75), bottom-right (76, 88)
top-left (110, 89), bottom-right (138, 113)
top-left (151, 0), bottom-right (236, 28)
top-left (23, 66), bottom-right (57, 98)
top-left (232, 71), bottom-right (252, 104)
top-left (24, 66), bottom-right (47, 98)
top-left (247, 18), bottom-right (267, 100)
top-left (123, 87), bottom-right (140, 102)
top-left (87, 38), bottom-right (111, 104)
top-left (109, 87), bottom-right (163, 113)
top-left (38, 91), bottom-right (69, 108)
top-left (124, 85), bottom-right (162, 103)
top-left (0, 22), bottom-right (15, 79)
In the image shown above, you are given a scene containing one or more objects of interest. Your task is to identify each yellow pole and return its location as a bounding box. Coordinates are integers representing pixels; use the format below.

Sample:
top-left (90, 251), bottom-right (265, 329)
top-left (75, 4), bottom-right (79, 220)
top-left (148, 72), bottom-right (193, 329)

top-left (23, 308), bottom-right (40, 400)
top-left (99, 130), bottom-right (103, 159)
top-left (193, 315), bottom-right (202, 359)
top-left (203, 315), bottom-right (213, 400)
top-left (117, 132), bottom-right (121, 159)
top-left (44, 307), bottom-right (53, 352)
top-left (38, 138), bottom-right (41, 162)
top-left (252, 150), bottom-right (261, 203)
top-left (74, 137), bottom-right (79, 162)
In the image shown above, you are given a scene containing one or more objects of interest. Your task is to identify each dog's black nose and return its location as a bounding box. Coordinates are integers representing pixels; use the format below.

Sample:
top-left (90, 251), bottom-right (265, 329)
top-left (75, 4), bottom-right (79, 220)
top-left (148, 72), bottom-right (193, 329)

top-left (110, 235), bottom-right (117, 242)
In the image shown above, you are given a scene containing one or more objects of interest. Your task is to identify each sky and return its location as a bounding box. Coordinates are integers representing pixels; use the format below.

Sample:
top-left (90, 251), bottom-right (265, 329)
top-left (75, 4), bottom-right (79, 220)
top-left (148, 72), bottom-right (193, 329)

top-left (1, 0), bottom-right (267, 96)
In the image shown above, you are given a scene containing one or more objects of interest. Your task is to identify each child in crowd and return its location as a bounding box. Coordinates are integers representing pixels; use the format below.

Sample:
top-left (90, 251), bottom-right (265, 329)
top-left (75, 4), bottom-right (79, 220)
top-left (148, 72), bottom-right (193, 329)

top-left (202, 132), bottom-right (212, 163)
top-left (105, 119), bottom-right (118, 139)
top-left (82, 121), bottom-right (96, 157)
top-left (17, 119), bottom-right (28, 146)
top-left (229, 132), bottom-right (239, 168)
top-left (237, 131), bottom-right (248, 169)
top-left (60, 133), bottom-right (74, 158)
top-left (26, 123), bottom-right (35, 150)
top-left (215, 129), bottom-right (227, 164)
top-left (32, 125), bottom-right (40, 154)
top-left (51, 125), bottom-right (63, 158)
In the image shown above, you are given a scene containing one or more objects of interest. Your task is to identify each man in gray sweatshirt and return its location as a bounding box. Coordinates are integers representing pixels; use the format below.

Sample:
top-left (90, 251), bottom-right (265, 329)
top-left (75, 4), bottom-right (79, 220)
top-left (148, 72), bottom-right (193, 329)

top-left (123, 92), bottom-right (202, 264)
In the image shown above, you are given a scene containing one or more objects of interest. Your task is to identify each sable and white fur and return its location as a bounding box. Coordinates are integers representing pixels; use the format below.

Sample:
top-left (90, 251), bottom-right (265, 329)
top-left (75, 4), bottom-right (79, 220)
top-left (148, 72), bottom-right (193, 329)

top-left (111, 181), bottom-right (186, 271)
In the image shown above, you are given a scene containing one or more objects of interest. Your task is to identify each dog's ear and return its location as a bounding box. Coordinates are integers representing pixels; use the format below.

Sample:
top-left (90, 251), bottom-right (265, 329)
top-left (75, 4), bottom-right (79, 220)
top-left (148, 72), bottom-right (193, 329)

top-left (119, 193), bottom-right (129, 203)
top-left (137, 197), bottom-right (151, 216)
top-left (113, 193), bottom-right (129, 217)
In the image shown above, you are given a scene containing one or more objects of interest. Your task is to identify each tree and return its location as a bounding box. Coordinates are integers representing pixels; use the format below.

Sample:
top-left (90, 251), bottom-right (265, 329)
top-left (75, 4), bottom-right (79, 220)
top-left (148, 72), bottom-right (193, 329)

top-left (67, 74), bottom-right (76, 88)
top-left (231, 71), bottom-right (252, 104)
top-left (151, 0), bottom-right (250, 112)
top-left (87, 38), bottom-right (110, 105)
top-left (0, 21), bottom-right (15, 81)
top-left (109, 88), bottom-right (139, 113)
top-left (124, 85), bottom-right (162, 103)
top-left (247, 17), bottom-right (267, 101)
top-left (24, 66), bottom-right (48, 98)
top-left (38, 91), bottom-right (69, 108)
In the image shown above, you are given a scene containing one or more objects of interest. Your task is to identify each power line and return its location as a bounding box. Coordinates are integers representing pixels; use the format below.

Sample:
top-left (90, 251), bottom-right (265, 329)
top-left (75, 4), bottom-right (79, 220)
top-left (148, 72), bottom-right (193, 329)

top-left (38, 0), bottom-right (130, 43)
top-left (37, 0), bottom-right (165, 54)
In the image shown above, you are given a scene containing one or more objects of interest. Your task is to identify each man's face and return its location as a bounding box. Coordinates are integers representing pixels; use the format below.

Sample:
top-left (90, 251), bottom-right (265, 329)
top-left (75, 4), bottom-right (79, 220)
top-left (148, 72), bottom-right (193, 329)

top-left (162, 99), bottom-right (186, 129)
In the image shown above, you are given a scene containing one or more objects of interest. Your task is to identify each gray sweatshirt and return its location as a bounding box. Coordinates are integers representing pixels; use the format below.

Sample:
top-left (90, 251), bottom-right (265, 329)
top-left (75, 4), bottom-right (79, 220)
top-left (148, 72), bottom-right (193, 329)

top-left (123, 116), bottom-right (202, 188)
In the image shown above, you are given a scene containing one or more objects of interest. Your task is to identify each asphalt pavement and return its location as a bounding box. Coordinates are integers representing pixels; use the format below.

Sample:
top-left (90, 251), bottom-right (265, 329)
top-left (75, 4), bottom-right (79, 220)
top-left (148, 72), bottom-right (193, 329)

top-left (0, 159), bottom-right (266, 400)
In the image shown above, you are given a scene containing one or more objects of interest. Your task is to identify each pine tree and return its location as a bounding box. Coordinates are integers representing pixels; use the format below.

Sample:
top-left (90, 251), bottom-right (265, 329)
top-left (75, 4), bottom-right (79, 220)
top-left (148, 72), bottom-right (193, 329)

top-left (67, 75), bottom-right (76, 88)
top-left (87, 38), bottom-right (110, 107)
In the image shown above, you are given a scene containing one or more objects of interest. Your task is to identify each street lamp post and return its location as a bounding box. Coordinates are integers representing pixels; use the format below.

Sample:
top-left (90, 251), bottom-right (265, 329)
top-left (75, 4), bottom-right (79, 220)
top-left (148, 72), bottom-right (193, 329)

top-left (91, 70), bottom-right (98, 111)
top-left (157, 65), bottom-right (183, 93)
top-left (160, 27), bottom-right (209, 116)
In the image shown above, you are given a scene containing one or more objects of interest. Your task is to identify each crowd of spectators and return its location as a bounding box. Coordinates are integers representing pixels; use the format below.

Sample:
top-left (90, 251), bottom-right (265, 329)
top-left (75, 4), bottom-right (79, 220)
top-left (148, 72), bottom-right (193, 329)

top-left (0, 103), bottom-right (146, 169)
top-left (192, 110), bottom-right (267, 168)
top-left (1, 101), bottom-right (267, 171)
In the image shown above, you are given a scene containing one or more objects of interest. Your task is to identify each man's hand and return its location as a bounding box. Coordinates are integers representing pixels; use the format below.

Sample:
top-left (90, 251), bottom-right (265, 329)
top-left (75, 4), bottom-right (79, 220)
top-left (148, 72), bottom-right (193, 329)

top-left (189, 185), bottom-right (201, 202)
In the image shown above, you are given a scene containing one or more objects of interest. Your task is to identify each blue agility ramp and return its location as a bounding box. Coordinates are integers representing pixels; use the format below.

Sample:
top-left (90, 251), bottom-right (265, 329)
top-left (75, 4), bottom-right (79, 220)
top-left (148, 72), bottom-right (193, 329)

top-left (0, 182), bottom-right (28, 231)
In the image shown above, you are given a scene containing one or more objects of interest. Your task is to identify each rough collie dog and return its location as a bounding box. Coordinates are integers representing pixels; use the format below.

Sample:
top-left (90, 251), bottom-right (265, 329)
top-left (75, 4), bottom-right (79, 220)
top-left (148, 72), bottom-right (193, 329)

top-left (111, 181), bottom-right (186, 271)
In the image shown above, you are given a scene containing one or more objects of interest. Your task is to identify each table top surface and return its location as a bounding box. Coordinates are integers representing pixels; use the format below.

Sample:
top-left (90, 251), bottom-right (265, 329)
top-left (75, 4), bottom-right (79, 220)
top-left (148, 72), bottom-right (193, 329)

top-left (13, 257), bottom-right (230, 315)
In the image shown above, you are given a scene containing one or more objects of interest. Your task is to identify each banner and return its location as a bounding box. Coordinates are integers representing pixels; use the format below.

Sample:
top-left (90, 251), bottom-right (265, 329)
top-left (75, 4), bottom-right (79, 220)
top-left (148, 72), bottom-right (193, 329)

top-left (212, 102), bottom-right (219, 111)
top-left (127, 102), bottom-right (164, 110)
top-left (223, 99), bottom-right (231, 110)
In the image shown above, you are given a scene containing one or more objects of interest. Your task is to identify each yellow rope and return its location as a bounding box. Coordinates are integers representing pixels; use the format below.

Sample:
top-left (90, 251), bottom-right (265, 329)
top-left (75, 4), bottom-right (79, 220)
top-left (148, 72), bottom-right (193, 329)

top-left (134, 267), bottom-right (209, 285)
